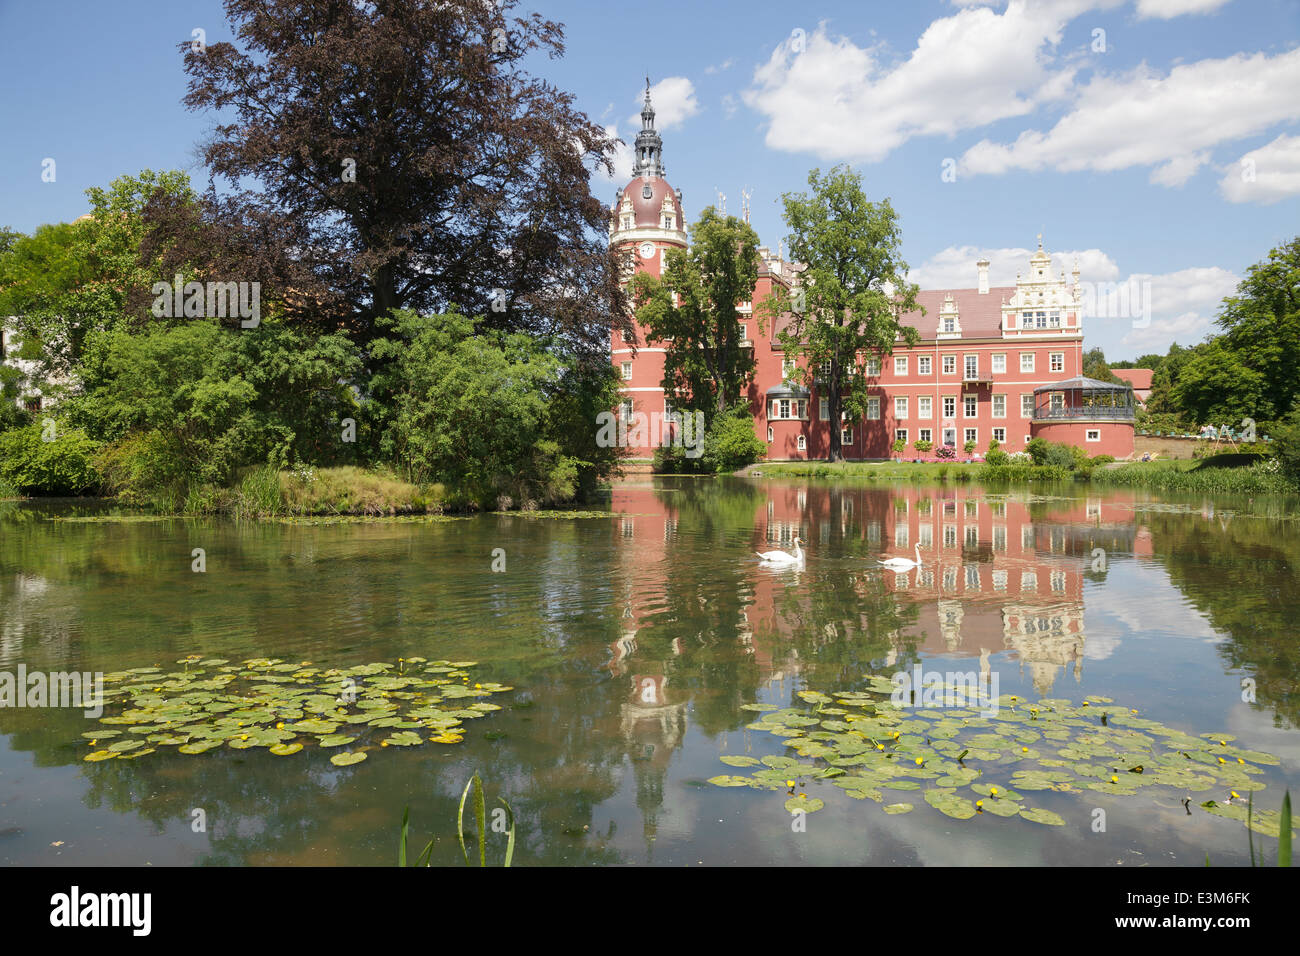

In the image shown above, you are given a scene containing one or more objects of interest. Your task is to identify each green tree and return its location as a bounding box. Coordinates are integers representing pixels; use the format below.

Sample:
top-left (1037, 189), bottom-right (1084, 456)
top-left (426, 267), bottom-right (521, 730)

top-left (629, 207), bottom-right (760, 423)
top-left (1214, 237), bottom-right (1300, 422)
top-left (759, 167), bottom-right (920, 461)
top-left (1169, 340), bottom-right (1269, 426)
top-left (370, 310), bottom-right (591, 507)
top-left (0, 171), bottom-right (198, 378)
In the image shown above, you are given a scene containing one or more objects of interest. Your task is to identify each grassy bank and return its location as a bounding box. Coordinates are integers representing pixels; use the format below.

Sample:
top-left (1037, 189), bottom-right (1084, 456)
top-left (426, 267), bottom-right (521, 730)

top-left (749, 456), bottom-right (1298, 496)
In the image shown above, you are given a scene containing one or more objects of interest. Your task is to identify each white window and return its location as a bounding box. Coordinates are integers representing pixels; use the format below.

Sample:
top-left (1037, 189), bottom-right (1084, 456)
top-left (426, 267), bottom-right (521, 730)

top-left (1049, 310), bottom-right (1061, 328)
top-left (621, 362), bottom-right (633, 380)
top-left (1050, 352), bottom-right (1064, 373)
top-left (895, 396), bottom-right (908, 420)
top-left (991, 353), bottom-right (1006, 374)
top-left (866, 357), bottom-right (881, 376)
top-left (783, 357), bottom-right (796, 379)
top-left (943, 396), bottom-right (956, 418)
top-left (780, 399), bottom-right (791, 419)
top-left (919, 428), bottom-right (932, 443)
top-left (664, 216), bottom-right (673, 229)
top-left (965, 428), bottom-right (977, 444)
top-left (819, 398), bottom-right (829, 421)
top-left (1020, 353), bottom-right (1035, 373)
top-left (1035, 311), bottom-right (1047, 329)
top-left (739, 323), bottom-right (747, 341)
top-left (1086, 429), bottom-right (1101, 442)
top-left (867, 397), bottom-right (881, 420)
top-left (919, 396), bottom-right (932, 419)
top-left (943, 316), bottom-right (956, 333)
top-left (895, 428), bottom-right (908, 444)
top-left (895, 356), bottom-right (908, 376)
top-left (797, 398), bottom-right (808, 419)
top-left (622, 216), bottom-right (631, 230)
top-left (1021, 394), bottom-right (1034, 418)
top-left (992, 394), bottom-right (1006, 418)
top-left (1050, 392), bottom-right (1064, 411)
top-left (992, 427), bottom-right (1006, 443)
top-left (919, 356), bottom-right (931, 375)
top-left (819, 360), bottom-right (831, 380)
top-left (841, 426), bottom-right (853, 445)
top-left (964, 355), bottom-right (978, 380)
top-left (797, 435), bottom-right (806, 451)
top-left (942, 355), bottom-right (956, 374)
top-left (767, 425), bottom-right (773, 442)
top-left (620, 399), bottom-right (634, 421)
top-left (964, 395), bottom-right (977, 417)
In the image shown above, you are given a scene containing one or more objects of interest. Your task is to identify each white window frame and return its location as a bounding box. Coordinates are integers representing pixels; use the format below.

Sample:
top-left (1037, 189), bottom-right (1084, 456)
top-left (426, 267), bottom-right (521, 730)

top-left (797, 434), bottom-right (807, 451)
top-left (895, 428), bottom-right (908, 444)
top-left (1021, 394), bottom-right (1034, 418)
top-left (991, 353), bottom-right (1006, 374)
top-left (964, 427), bottom-right (977, 445)
top-left (841, 425), bottom-right (854, 445)
top-left (964, 395), bottom-right (977, 418)
top-left (621, 362), bottom-right (633, 380)
top-left (895, 356), bottom-right (908, 376)
top-left (942, 355), bottom-right (956, 375)
top-left (992, 394), bottom-right (1006, 418)
top-left (1050, 352), bottom-right (1064, 373)
top-left (942, 396), bottom-right (956, 418)
top-left (919, 356), bottom-right (932, 375)
top-left (819, 398), bottom-right (829, 421)
top-left (1020, 353), bottom-right (1035, 373)
top-left (992, 427), bottom-right (1006, 443)
top-left (964, 354), bottom-right (978, 380)
top-left (867, 397), bottom-right (881, 420)
top-left (1086, 429), bottom-right (1101, 442)
top-left (865, 357), bottom-right (881, 376)
top-left (919, 428), bottom-right (932, 443)
top-left (919, 396), bottom-right (932, 419)
top-left (895, 396), bottom-right (908, 420)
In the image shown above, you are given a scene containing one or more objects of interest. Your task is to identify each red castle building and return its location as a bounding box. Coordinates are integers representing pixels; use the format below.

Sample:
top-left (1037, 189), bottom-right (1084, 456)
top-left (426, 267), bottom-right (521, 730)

top-left (610, 83), bottom-right (1135, 461)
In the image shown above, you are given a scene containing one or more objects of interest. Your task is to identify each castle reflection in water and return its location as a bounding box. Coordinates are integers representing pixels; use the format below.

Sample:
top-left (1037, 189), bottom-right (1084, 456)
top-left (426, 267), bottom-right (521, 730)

top-left (603, 480), bottom-right (1154, 784)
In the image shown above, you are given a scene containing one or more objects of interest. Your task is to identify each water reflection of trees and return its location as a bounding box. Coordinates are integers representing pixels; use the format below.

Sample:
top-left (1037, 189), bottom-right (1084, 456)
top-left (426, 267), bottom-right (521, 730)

top-left (1140, 509), bottom-right (1300, 729)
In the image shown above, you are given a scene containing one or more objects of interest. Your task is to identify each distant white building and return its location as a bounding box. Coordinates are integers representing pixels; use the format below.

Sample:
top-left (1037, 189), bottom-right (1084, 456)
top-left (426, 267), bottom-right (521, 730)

top-left (0, 317), bottom-right (49, 412)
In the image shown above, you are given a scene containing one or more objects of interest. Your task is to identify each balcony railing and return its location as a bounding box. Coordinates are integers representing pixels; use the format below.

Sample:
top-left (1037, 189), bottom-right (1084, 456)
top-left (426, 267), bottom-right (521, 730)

top-left (1033, 405), bottom-right (1134, 421)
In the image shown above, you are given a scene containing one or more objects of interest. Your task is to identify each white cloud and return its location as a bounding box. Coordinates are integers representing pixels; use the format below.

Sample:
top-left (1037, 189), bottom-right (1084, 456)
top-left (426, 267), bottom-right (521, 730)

top-left (633, 76), bottom-right (700, 132)
top-left (1118, 266), bottom-right (1239, 349)
top-left (908, 243), bottom-right (1119, 289)
top-left (1219, 134), bottom-right (1300, 205)
top-left (1135, 0), bottom-right (1232, 18)
top-left (595, 123), bottom-right (635, 185)
top-left (960, 49), bottom-right (1300, 183)
top-left (704, 59), bottom-right (734, 75)
top-left (743, 3), bottom-right (1112, 163)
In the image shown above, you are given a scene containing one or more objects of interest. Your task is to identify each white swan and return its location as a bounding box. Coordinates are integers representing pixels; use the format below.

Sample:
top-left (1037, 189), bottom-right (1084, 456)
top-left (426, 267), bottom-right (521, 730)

top-left (878, 544), bottom-right (923, 571)
top-left (756, 537), bottom-right (804, 565)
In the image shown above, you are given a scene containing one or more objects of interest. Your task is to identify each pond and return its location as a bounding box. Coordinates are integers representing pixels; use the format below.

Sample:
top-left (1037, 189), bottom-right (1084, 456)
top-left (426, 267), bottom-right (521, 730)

top-left (1, 477), bottom-right (1297, 866)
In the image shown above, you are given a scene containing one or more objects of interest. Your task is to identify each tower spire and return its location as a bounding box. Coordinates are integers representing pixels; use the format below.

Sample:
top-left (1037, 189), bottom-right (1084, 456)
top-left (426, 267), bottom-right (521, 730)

top-left (633, 78), bottom-right (665, 179)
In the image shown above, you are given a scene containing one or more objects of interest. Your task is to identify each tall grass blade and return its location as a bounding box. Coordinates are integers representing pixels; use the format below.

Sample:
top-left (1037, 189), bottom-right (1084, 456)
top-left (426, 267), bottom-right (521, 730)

top-left (1281, 791), bottom-right (1292, 867)
top-left (473, 773), bottom-right (486, 867)
top-left (498, 797), bottom-right (516, 868)
top-left (457, 776), bottom-right (473, 866)
top-left (1248, 791), bottom-right (1255, 867)
top-left (399, 805), bottom-right (410, 867)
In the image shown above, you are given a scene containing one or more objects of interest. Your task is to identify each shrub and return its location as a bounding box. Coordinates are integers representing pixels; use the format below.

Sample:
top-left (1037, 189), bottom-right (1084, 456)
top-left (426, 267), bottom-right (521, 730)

top-left (892, 438), bottom-right (906, 457)
top-left (935, 443), bottom-right (956, 460)
top-left (913, 439), bottom-right (932, 454)
top-left (963, 439), bottom-right (977, 455)
top-left (704, 408), bottom-right (767, 473)
top-left (0, 422), bottom-right (101, 495)
top-left (985, 448), bottom-right (1010, 467)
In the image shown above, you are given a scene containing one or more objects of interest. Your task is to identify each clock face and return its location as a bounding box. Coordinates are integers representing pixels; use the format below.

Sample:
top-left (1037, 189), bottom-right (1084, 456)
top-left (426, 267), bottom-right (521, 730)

top-left (639, 242), bottom-right (656, 260)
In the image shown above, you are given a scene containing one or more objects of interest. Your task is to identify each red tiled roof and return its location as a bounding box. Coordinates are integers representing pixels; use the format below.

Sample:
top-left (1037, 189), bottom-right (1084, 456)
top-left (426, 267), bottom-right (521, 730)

top-left (899, 286), bottom-right (1016, 339)
top-left (1113, 368), bottom-right (1154, 390)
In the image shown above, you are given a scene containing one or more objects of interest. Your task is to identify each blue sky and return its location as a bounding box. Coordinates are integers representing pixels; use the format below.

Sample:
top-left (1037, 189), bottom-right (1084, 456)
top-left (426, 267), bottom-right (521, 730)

top-left (1, 0), bottom-right (1297, 360)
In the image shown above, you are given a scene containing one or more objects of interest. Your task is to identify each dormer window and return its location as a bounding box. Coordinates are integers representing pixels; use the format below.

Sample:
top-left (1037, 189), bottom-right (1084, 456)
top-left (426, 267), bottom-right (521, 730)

top-left (943, 317), bottom-right (955, 333)
top-left (664, 216), bottom-right (672, 229)
top-left (622, 216), bottom-right (631, 230)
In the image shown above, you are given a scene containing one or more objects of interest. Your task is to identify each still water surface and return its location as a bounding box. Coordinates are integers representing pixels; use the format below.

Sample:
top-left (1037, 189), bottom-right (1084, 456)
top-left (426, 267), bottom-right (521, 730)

top-left (1, 478), bottom-right (1297, 865)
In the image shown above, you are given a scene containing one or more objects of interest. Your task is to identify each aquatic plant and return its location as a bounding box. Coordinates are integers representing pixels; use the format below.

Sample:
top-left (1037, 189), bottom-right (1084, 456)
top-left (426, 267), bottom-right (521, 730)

top-left (398, 772), bottom-right (516, 867)
top-left (82, 656), bottom-right (512, 764)
top-left (713, 680), bottom-right (1292, 840)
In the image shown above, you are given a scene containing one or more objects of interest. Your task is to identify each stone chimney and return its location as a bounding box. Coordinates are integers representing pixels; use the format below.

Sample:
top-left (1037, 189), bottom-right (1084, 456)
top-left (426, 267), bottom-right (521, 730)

top-left (977, 258), bottom-right (990, 294)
